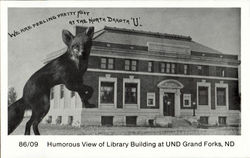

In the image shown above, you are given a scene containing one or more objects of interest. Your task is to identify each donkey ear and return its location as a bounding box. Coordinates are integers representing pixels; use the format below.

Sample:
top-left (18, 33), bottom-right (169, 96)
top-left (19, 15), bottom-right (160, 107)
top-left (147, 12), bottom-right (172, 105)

top-left (86, 27), bottom-right (94, 39)
top-left (62, 29), bottom-right (74, 46)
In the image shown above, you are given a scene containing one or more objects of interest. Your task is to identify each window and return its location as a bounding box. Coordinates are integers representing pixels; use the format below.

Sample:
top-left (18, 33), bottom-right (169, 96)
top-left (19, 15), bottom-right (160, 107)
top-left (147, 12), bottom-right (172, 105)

top-left (147, 93), bottom-right (155, 107)
top-left (126, 116), bottom-right (137, 126)
top-left (160, 63), bottom-right (165, 73)
top-left (68, 116), bottom-right (73, 125)
top-left (99, 76), bottom-right (117, 107)
top-left (123, 78), bottom-right (140, 107)
top-left (200, 116), bottom-right (209, 124)
top-left (197, 66), bottom-right (202, 75)
top-left (166, 63), bottom-right (171, 73)
top-left (101, 116), bottom-right (113, 126)
top-left (184, 64), bottom-right (188, 75)
top-left (101, 58), bottom-right (107, 69)
top-left (171, 63), bottom-right (176, 74)
top-left (198, 86), bottom-right (208, 105)
top-left (148, 61), bottom-right (153, 72)
top-left (108, 58), bottom-right (114, 69)
top-left (124, 59), bottom-right (137, 71)
top-left (160, 63), bottom-right (176, 74)
top-left (56, 116), bottom-right (62, 124)
top-left (215, 83), bottom-right (228, 108)
top-left (218, 116), bottom-right (227, 125)
top-left (183, 94), bottom-right (191, 107)
top-left (50, 88), bottom-right (54, 100)
top-left (125, 60), bottom-right (130, 70)
top-left (125, 83), bottom-right (138, 104)
top-left (131, 60), bottom-right (137, 71)
top-left (47, 116), bottom-right (52, 124)
top-left (217, 88), bottom-right (226, 106)
top-left (100, 58), bottom-right (114, 69)
top-left (100, 82), bottom-right (114, 104)
top-left (71, 91), bottom-right (75, 97)
top-left (216, 67), bottom-right (225, 77)
top-left (60, 85), bottom-right (64, 98)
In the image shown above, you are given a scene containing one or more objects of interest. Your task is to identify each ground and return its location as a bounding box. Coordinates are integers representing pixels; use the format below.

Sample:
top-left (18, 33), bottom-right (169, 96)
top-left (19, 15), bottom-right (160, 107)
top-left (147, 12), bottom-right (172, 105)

top-left (10, 117), bottom-right (240, 135)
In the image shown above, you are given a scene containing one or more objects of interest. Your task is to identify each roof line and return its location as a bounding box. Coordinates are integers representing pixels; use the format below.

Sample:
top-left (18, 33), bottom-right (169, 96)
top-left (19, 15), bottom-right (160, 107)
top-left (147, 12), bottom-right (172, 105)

top-left (103, 26), bottom-right (192, 41)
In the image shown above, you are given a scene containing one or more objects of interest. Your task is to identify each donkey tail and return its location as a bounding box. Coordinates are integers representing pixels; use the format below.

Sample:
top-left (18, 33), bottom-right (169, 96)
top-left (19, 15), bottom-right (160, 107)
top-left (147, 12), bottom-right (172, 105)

top-left (8, 98), bottom-right (26, 134)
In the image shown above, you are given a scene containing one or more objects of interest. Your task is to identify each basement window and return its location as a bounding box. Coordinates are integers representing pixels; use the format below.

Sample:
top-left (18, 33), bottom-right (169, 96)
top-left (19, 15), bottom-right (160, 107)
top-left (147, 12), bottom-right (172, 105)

top-left (199, 116), bottom-right (209, 125)
top-left (126, 116), bottom-right (137, 126)
top-left (218, 116), bottom-right (227, 125)
top-left (101, 116), bottom-right (113, 126)
top-left (68, 116), bottom-right (73, 125)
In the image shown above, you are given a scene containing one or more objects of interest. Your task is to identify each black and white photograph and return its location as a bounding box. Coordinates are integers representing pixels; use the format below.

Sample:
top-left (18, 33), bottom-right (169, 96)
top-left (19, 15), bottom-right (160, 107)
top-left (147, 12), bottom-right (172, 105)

top-left (7, 8), bottom-right (241, 135)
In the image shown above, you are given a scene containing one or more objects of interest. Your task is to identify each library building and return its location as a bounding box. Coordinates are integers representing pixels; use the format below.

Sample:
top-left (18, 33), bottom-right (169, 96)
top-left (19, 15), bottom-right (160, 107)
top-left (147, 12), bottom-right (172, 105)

top-left (44, 26), bottom-right (240, 127)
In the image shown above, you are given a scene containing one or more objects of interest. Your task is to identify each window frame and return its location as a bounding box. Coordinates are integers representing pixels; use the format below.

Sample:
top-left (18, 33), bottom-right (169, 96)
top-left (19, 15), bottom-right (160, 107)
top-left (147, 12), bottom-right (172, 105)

top-left (98, 76), bottom-right (117, 108)
top-left (124, 59), bottom-right (138, 71)
top-left (123, 77), bottom-right (140, 108)
top-left (147, 92), bottom-right (156, 107)
top-left (183, 94), bottom-right (191, 107)
top-left (184, 64), bottom-right (189, 75)
top-left (215, 82), bottom-right (229, 109)
top-left (148, 61), bottom-right (154, 72)
top-left (100, 57), bottom-right (115, 70)
top-left (197, 81), bottom-right (211, 107)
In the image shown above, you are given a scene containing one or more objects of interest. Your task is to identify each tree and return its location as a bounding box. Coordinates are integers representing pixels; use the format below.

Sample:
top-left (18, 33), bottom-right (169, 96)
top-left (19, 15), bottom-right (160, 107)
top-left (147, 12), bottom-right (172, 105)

top-left (8, 87), bottom-right (17, 106)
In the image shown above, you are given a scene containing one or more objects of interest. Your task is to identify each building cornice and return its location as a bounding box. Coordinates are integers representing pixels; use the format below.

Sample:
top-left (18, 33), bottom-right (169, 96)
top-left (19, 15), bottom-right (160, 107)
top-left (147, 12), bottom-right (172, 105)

top-left (92, 46), bottom-right (240, 68)
top-left (87, 68), bottom-right (238, 81)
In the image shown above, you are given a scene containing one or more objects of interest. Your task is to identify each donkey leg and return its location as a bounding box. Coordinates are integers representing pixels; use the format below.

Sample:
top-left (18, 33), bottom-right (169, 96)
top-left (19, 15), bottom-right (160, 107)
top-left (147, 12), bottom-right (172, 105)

top-left (24, 114), bottom-right (35, 135)
top-left (33, 98), bottom-right (50, 135)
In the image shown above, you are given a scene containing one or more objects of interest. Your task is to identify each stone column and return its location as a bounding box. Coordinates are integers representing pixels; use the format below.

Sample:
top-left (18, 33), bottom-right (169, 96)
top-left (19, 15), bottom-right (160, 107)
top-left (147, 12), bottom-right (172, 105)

top-left (175, 89), bottom-right (181, 117)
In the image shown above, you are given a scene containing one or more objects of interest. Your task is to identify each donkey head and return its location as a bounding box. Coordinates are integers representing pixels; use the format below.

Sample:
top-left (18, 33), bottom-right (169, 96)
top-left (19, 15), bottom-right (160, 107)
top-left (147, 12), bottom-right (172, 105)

top-left (62, 27), bottom-right (94, 60)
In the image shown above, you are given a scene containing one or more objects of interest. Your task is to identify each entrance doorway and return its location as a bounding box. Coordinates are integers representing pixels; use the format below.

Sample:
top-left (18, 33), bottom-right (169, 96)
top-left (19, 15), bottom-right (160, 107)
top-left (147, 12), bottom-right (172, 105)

top-left (157, 79), bottom-right (184, 117)
top-left (163, 93), bottom-right (175, 116)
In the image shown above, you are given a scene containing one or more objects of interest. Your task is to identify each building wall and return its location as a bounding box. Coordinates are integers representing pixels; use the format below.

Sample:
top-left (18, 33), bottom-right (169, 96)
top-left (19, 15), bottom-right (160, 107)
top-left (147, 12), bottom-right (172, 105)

top-left (83, 71), bottom-right (240, 110)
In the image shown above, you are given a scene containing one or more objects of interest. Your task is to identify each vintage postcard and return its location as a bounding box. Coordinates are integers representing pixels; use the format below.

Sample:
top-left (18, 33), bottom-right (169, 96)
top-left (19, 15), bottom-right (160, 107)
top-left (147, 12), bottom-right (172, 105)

top-left (1, 1), bottom-right (250, 158)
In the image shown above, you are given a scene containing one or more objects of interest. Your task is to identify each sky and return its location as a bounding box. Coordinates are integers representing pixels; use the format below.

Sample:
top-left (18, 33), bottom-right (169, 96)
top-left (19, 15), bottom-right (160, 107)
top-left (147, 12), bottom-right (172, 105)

top-left (8, 8), bottom-right (240, 97)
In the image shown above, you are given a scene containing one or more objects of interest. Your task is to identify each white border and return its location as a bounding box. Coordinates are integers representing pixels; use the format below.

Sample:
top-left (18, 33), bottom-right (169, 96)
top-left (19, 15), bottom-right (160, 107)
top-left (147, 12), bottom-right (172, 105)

top-left (1, 1), bottom-right (250, 158)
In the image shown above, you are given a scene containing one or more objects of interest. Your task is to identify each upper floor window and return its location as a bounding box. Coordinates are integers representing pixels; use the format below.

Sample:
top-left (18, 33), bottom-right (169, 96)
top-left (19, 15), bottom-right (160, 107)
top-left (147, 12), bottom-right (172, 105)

top-left (60, 85), bottom-right (64, 98)
top-left (160, 62), bottom-right (176, 74)
top-left (125, 59), bottom-right (138, 71)
top-left (148, 61), bottom-right (153, 72)
top-left (171, 63), bottom-right (176, 74)
top-left (160, 63), bottom-right (165, 73)
top-left (166, 63), bottom-right (171, 73)
top-left (100, 58), bottom-right (114, 69)
top-left (197, 65), bottom-right (202, 75)
top-left (184, 64), bottom-right (189, 75)
top-left (216, 67), bottom-right (225, 77)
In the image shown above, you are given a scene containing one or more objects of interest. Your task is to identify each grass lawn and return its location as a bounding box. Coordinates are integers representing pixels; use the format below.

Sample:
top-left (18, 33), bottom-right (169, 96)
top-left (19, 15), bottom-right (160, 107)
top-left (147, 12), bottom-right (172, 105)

top-left (10, 118), bottom-right (240, 135)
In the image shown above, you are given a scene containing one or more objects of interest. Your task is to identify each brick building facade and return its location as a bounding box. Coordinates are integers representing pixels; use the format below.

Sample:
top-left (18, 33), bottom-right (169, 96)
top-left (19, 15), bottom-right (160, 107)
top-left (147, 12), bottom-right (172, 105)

top-left (44, 26), bottom-right (240, 127)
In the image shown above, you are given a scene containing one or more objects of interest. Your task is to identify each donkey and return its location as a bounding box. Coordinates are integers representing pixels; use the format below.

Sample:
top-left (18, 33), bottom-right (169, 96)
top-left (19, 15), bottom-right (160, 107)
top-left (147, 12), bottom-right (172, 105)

top-left (8, 27), bottom-right (95, 135)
